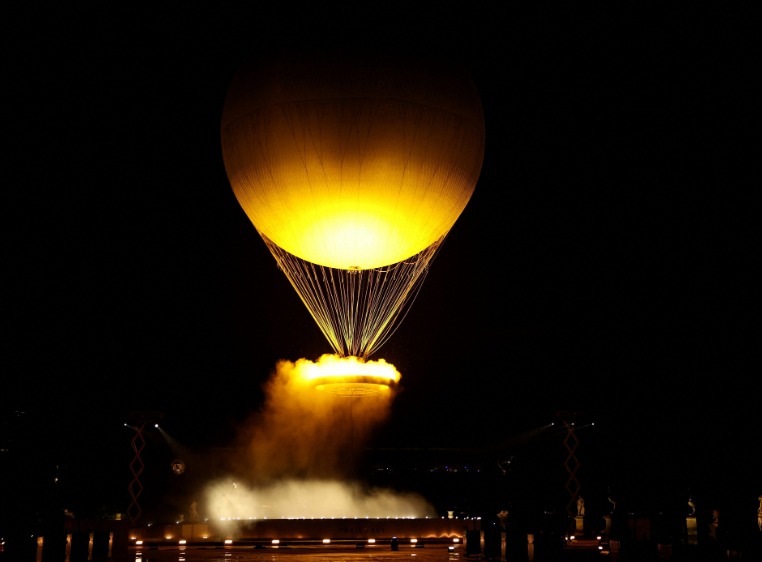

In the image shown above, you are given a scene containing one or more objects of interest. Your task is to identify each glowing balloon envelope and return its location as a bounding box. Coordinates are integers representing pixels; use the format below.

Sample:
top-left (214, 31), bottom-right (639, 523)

top-left (222, 51), bottom-right (484, 357)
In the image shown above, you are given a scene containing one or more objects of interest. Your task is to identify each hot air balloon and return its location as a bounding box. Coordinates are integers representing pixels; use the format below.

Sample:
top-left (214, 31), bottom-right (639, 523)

top-left (221, 49), bottom-right (484, 360)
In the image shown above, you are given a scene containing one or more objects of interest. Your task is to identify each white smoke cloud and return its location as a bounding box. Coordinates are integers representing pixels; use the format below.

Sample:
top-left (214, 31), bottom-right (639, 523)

top-left (204, 478), bottom-right (436, 520)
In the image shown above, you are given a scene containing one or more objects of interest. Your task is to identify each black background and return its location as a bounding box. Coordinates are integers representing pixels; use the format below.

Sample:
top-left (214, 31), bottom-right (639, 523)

top-left (3, 3), bottom-right (759, 530)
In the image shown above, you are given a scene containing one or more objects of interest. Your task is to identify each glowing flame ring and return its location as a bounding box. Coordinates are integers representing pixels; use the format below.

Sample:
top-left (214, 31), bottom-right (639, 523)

top-left (311, 374), bottom-right (398, 397)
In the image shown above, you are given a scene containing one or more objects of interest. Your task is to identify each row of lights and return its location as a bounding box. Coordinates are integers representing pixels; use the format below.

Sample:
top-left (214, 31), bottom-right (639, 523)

top-left (135, 537), bottom-right (461, 547)
top-left (566, 534), bottom-right (605, 552)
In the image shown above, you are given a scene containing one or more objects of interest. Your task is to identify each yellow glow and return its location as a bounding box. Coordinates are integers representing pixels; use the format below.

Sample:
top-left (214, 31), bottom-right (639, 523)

top-left (301, 354), bottom-right (400, 382)
top-left (231, 167), bottom-right (474, 270)
top-left (300, 354), bottom-right (400, 396)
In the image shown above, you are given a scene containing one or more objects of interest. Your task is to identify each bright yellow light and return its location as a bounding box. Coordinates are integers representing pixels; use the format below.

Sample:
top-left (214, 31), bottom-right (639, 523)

top-left (300, 354), bottom-right (400, 396)
top-left (302, 354), bottom-right (400, 382)
top-left (238, 177), bottom-right (471, 270)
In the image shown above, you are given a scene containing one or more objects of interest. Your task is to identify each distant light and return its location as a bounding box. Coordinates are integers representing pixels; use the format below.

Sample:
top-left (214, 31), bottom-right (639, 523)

top-left (135, 540), bottom-right (143, 545)
top-left (178, 539), bottom-right (186, 545)
top-left (410, 538), bottom-right (418, 543)
top-left (322, 539), bottom-right (331, 544)
top-left (271, 539), bottom-right (280, 545)
top-left (367, 538), bottom-right (376, 544)
top-left (224, 539), bottom-right (233, 545)
top-left (453, 538), bottom-right (460, 543)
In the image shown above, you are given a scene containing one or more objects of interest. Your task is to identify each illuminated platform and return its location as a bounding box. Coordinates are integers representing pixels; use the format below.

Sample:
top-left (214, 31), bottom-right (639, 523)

top-left (311, 374), bottom-right (398, 396)
top-left (129, 517), bottom-right (470, 546)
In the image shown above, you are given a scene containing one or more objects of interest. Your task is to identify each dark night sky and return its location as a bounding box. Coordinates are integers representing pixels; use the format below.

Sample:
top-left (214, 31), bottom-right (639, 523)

top-left (3, 4), bottom-right (759, 521)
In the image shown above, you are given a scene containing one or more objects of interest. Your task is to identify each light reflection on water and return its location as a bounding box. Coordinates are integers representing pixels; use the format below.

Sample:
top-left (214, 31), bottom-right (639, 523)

top-left (130, 545), bottom-right (462, 562)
